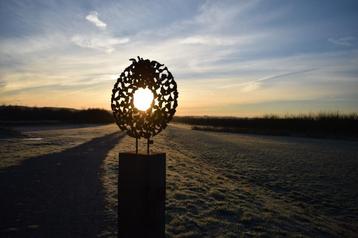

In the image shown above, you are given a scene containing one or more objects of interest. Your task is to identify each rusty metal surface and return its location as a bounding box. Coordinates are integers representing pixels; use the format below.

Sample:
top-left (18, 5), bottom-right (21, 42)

top-left (111, 57), bottom-right (178, 139)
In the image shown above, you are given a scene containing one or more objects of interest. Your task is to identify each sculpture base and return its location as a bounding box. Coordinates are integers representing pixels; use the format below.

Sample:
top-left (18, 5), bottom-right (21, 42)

top-left (118, 153), bottom-right (166, 238)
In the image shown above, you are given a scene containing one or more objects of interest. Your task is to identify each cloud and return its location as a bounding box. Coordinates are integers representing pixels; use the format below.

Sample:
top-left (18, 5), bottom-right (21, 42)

top-left (221, 68), bottom-right (317, 92)
top-left (0, 34), bottom-right (66, 56)
top-left (71, 10), bottom-right (129, 53)
top-left (195, 0), bottom-right (259, 31)
top-left (85, 11), bottom-right (107, 29)
top-left (0, 79), bottom-right (6, 88)
top-left (328, 36), bottom-right (356, 46)
top-left (255, 69), bottom-right (317, 83)
top-left (241, 81), bottom-right (260, 92)
top-left (179, 35), bottom-right (253, 46)
top-left (71, 34), bottom-right (129, 53)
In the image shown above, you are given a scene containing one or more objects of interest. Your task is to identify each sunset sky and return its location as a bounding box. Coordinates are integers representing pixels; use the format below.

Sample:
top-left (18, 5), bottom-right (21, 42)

top-left (0, 0), bottom-right (357, 116)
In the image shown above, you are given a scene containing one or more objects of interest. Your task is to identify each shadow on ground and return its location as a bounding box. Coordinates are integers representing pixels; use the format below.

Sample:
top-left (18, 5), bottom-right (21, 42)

top-left (0, 132), bottom-right (124, 237)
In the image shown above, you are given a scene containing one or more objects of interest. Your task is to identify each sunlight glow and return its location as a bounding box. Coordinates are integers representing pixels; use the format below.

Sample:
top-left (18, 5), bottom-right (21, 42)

top-left (133, 87), bottom-right (154, 111)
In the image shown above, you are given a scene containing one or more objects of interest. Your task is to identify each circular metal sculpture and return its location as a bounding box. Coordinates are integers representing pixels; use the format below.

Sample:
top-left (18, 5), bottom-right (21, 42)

top-left (111, 57), bottom-right (178, 140)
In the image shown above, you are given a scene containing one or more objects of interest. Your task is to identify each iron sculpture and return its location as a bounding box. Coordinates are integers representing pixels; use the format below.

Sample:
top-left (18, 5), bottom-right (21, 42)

top-left (111, 57), bottom-right (178, 153)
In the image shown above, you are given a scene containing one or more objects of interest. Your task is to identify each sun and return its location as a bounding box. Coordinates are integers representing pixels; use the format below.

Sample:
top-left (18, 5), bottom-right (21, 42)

top-left (133, 87), bottom-right (154, 111)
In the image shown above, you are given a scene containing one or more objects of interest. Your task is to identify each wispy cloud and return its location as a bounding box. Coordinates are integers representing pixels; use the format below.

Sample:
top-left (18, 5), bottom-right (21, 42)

top-left (71, 34), bottom-right (129, 53)
top-left (328, 36), bottom-right (356, 46)
top-left (220, 68), bottom-right (317, 92)
top-left (85, 11), bottom-right (107, 29)
top-left (0, 34), bottom-right (66, 56)
top-left (70, 10), bottom-right (130, 53)
top-left (179, 35), bottom-right (255, 46)
top-left (0, 79), bottom-right (5, 88)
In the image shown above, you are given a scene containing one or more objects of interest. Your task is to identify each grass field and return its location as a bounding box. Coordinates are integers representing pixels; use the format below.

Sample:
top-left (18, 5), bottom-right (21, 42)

top-left (0, 124), bottom-right (357, 237)
top-left (174, 113), bottom-right (358, 139)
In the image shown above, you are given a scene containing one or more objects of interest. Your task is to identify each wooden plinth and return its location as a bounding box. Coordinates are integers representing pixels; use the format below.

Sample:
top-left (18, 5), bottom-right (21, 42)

top-left (118, 153), bottom-right (166, 238)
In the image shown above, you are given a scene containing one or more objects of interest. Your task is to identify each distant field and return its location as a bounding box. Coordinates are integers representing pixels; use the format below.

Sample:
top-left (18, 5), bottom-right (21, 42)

top-left (2, 105), bottom-right (357, 139)
top-left (173, 113), bottom-right (358, 139)
top-left (0, 124), bottom-right (357, 237)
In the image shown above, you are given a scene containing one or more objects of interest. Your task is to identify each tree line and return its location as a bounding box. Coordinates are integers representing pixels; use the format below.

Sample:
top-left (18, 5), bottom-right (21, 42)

top-left (0, 105), bottom-right (114, 124)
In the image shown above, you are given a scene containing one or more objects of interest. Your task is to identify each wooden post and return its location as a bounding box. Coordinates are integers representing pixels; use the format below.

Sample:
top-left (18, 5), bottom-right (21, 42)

top-left (118, 153), bottom-right (166, 238)
top-left (147, 138), bottom-right (149, 155)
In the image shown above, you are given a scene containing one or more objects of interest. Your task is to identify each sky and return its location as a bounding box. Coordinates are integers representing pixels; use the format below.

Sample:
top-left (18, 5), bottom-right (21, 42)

top-left (0, 0), bottom-right (357, 116)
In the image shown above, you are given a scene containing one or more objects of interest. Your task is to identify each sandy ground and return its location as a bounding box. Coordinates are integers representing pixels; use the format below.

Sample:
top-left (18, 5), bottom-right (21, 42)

top-left (0, 124), bottom-right (357, 237)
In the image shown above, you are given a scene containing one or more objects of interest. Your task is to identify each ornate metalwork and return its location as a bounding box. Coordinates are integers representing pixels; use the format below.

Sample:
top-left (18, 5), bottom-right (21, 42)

top-left (111, 57), bottom-right (178, 139)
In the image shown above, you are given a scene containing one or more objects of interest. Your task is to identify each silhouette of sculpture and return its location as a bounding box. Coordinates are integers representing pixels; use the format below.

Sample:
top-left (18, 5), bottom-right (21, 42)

top-left (112, 57), bottom-right (174, 236)
top-left (111, 57), bottom-right (178, 140)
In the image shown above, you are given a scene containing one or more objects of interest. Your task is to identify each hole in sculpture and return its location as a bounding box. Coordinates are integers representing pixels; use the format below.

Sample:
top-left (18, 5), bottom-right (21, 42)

top-left (133, 87), bottom-right (154, 111)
